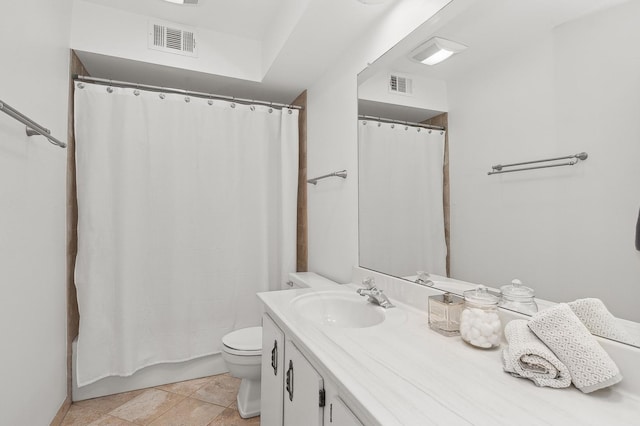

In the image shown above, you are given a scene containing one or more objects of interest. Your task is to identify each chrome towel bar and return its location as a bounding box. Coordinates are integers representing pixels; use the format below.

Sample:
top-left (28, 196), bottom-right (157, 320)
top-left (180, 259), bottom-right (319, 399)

top-left (488, 152), bottom-right (587, 175)
top-left (307, 170), bottom-right (347, 185)
top-left (0, 99), bottom-right (67, 148)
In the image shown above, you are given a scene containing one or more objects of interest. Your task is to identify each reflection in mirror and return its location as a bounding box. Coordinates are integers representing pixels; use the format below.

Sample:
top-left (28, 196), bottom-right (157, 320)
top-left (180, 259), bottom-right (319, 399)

top-left (358, 115), bottom-right (447, 277)
top-left (357, 0), bottom-right (640, 347)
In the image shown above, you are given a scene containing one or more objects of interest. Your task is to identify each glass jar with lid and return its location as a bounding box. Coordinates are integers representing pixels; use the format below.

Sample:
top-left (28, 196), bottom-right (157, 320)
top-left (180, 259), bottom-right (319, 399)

top-left (460, 286), bottom-right (502, 349)
top-left (499, 279), bottom-right (538, 315)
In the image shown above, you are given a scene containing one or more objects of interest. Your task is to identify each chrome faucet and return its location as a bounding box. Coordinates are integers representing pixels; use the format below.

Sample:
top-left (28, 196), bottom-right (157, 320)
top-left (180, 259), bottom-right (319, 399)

top-left (415, 271), bottom-right (434, 287)
top-left (357, 277), bottom-right (395, 309)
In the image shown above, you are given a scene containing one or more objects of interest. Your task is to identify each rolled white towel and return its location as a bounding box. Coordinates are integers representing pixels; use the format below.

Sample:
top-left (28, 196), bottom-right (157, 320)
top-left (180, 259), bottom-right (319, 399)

top-left (528, 303), bottom-right (622, 393)
top-left (502, 320), bottom-right (571, 388)
top-left (568, 298), bottom-right (639, 346)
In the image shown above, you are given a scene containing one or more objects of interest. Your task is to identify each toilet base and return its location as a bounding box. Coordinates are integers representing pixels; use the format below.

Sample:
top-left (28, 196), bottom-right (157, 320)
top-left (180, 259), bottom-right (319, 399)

top-left (237, 377), bottom-right (261, 418)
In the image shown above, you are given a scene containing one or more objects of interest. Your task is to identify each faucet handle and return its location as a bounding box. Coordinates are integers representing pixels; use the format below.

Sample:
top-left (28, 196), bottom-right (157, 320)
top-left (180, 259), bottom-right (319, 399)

top-left (362, 277), bottom-right (375, 289)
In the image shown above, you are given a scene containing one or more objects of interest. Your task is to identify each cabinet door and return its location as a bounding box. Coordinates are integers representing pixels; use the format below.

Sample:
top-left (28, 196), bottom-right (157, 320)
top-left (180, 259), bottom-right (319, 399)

top-left (326, 397), bottom-right (363, 426)
top-left (283, 340), bottom-right (324, 426)
top-left (261, 314), bottom-right (284, 426)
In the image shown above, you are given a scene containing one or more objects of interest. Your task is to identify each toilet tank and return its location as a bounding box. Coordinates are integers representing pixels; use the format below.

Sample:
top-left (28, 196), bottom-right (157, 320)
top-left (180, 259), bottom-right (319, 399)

top-left (284, 272), bottom-right (340, 290)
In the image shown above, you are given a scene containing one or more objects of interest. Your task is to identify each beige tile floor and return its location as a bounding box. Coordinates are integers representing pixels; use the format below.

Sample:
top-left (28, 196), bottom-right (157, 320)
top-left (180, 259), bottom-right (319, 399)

top-left (62, 374), bottom-right (260, 426)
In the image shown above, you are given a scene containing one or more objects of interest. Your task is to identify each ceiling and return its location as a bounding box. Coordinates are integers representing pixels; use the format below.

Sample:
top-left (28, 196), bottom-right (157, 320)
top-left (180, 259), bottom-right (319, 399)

top-left (81, 0), bottom-right (289, 39)
top-left (362, 0), bottom-right (628, 83)
top-left (75, 0), bottom-right (402, 103)
top-left (357, 0), bottom-right (628, 120)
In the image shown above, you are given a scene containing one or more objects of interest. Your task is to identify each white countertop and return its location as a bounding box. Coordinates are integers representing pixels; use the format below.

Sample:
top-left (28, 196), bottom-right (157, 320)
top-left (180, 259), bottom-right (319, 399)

top-left (258, 284), bottom-right (640, 426)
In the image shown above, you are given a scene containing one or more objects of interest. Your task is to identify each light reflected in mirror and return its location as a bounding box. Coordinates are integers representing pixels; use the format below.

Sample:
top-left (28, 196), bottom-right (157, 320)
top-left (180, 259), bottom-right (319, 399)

top-left (357, 0), bottom-right (640, 347)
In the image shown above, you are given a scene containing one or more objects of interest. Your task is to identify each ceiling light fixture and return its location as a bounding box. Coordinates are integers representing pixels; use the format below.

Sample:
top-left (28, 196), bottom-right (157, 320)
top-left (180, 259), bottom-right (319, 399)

top-left (411, 37), bottom-right (467, 66)
top-left (163, 0), bottom-right (198, 4)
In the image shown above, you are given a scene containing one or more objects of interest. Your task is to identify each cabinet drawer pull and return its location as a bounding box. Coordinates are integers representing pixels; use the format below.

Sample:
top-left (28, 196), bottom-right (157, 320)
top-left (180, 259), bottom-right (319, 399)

top-left (285, 360), bottom-right (294, 401)
top-left (271, 340), bottom-right (278, 375)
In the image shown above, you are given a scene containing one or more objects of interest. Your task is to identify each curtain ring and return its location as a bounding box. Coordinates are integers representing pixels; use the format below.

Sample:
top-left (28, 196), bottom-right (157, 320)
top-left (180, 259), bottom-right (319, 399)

top-left (133, 89), bottom-right (140, 96)
top-left (391, 124), bottom-right (395, 129)
top-left (77, 82), bottom-right (85, 89)
top-left (428, 130), bottom-right (432, 134)
top-left (362, 120), bottom-right (367, 125)
top-left (159, 93), bottom-right (165, 99)
top-left (405, 126), bottom-right (408, 131)
top-left (250, 105), bottom-right (255, 111)
top-left (106, 87), bottom-right (113, 93)
top-left (288, 109), bottom-right (292, 115)
top-left (417, 128), bottom-right (421, 132)
top-left (268, 108), bottom-right (273, 113)
top-left (207, 99), bottom-right (213, 105)
top-left (441, 131), bottom-right (444, 135)
top-left (185, 96), bottom-right (191, 103)
top-left (377, 122), bottom-right (381, 127)
top-left (230, 103), bottom-right (236, 108)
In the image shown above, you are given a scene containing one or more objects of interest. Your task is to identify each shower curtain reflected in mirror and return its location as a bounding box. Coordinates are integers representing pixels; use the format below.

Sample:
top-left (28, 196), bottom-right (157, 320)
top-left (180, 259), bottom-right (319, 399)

top-left (74, 83), bottom-right (298, 387)
top-left (359, 120), bottom-right (446, 278)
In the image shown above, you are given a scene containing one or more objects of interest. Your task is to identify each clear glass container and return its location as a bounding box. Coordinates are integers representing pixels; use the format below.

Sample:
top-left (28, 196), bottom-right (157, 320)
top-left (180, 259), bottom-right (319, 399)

top-left (428, 292), bottom-right (463, 336)
top-left (460, 286), bottom-right (502, 349)
top-left (499, 279), bottom-right (538, 315)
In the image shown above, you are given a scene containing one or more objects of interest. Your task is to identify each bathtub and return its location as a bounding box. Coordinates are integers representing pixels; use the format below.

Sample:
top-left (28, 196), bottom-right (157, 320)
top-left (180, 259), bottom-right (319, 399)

top-left (71, 337), bottom-right (228, 401)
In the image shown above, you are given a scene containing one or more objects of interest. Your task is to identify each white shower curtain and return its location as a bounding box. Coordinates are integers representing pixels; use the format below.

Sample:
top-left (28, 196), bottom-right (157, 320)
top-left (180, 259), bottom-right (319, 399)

top-left (74, 83), bottom-right (298, 387)
top-left (359, 120), bottom-right (446, 278)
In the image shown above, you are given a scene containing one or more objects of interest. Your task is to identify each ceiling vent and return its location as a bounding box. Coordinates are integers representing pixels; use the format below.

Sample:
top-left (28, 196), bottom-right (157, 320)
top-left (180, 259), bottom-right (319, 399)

top-left (389, 74), bottom-right (413, 95)
top-left (148, 20), bottom-right (198, 57)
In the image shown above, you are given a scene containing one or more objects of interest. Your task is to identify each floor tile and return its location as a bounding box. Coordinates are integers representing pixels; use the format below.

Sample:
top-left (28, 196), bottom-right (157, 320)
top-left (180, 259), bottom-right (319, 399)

top-left (192, 374), bottom-right (240, 407)
top-left (61, 405), bottom-right (105, 426)
top-left (149, 397), bottom-right (226, 426)
top-left (108, 388), bottom-right (185, 424)
top-left (207, 407), bottom-right (260, 426)
top-left (90, 416), bottom-right (138, 425)
top-left (155, 376), bottom-right (212, 396)
top-left (74, 389), bottom-right (145, 414)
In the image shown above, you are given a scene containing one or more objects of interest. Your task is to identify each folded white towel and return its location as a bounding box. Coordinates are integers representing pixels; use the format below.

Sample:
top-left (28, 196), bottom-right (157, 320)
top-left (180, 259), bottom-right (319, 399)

top-left (528, 304), bottom-right (622, 393)
top-left (568, 298), bottom-right (638, 345)
top-left (502, 320), bottom-right (571, 388)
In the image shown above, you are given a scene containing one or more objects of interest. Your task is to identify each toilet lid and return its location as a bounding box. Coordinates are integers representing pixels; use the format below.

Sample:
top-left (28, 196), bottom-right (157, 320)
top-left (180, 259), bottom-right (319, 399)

top-left (222, 327), bottom-right (262, 352)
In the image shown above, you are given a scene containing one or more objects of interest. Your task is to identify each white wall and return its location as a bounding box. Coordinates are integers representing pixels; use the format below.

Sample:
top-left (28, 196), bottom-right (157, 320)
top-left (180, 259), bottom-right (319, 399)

top-left (448, 2), bottom-right (640, 321)
top-left (306, 0), bottom-right (451, 283)
top-left (71, 0), bottom-right (262, 82)
top-left (0, 0), bottom-right (72, 424)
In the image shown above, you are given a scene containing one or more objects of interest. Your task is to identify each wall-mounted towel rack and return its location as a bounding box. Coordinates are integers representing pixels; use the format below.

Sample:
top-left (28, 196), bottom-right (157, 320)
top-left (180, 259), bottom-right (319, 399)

top-left (488, 152), bottom-right (587, 175)
top-left (307, 170), bottom-right (347, 185)
top-left (0, 99), bottom-right (67, 148)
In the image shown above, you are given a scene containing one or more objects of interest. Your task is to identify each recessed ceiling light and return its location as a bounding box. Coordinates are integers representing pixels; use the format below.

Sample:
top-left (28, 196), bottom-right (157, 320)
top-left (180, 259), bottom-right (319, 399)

top-left (163, 0), bottom-right (198, 4)
top-left (410, 37), bottom-right (467, 66)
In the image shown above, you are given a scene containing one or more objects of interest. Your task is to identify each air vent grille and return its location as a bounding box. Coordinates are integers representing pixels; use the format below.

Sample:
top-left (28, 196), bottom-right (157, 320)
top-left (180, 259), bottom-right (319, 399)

top-left (389, 74), bottom-right (413, 95)
top-left (182, 31), bottom-right (195, 52)
top-left (149, 20), bottom-right (198, 57)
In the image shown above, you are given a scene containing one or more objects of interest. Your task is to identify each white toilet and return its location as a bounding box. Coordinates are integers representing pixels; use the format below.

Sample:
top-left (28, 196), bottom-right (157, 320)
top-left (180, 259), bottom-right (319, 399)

top-left (221, 272), bottom-right (337, 418)
top-left (221, 326), bottom-right (263, 418)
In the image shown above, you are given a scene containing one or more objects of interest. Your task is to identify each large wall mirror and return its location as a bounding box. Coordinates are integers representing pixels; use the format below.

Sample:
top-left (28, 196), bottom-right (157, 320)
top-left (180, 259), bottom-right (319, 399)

top-left (358, 0), bottom-right (640, 347)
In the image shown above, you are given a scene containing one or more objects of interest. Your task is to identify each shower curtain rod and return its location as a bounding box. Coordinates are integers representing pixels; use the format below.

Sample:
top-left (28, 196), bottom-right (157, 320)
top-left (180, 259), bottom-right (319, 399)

top-left (73, 75), bottom-right (303, 111)
top-left (358, 114), bottom-right (445, 131)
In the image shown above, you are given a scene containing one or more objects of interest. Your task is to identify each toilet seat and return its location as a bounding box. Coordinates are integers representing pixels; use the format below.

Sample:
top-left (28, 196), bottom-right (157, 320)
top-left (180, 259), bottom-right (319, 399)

top-left (222, 327), bottom-right (262, 356)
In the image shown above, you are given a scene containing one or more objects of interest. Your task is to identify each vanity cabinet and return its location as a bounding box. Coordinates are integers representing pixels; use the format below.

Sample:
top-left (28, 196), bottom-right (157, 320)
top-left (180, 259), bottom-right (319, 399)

top-left (261, 313), bottom-right (362, 426)
top-left (283, 340), bottom-right (324, 426)
top-left (261, 314), bottom-right (285, 426)
top-left (325, 396), bottom-right (363, 426)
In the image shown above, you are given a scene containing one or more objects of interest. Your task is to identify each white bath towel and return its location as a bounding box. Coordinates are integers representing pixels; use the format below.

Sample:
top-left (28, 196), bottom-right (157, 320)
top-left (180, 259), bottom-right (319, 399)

top-left (528, 304), bottom-right (622, 393)
top-left (502, 320), bottom-right (571, 388)
top-left (568, 298), bottom-right (639, 346)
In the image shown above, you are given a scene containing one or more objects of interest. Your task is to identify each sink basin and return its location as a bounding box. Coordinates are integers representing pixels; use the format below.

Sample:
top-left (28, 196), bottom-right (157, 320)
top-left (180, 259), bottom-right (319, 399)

top-left (292, 290), bottom-right (385, 328)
